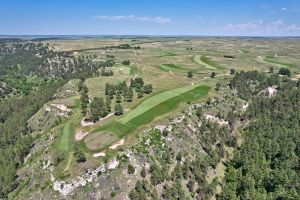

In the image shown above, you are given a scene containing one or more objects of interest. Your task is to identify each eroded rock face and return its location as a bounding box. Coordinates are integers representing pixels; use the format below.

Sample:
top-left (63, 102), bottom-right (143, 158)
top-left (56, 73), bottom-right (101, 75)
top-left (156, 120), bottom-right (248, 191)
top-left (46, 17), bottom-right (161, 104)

top-left (53, 165), bottom-right (105, 196)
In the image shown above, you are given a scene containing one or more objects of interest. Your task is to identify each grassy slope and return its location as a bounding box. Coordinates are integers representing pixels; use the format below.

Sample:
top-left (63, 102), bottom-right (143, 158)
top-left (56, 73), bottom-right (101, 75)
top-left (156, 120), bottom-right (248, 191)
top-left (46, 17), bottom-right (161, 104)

top-left (120, 84), bottom-right (208, 123)
top-left (84, 84), bottom-right (210, 151)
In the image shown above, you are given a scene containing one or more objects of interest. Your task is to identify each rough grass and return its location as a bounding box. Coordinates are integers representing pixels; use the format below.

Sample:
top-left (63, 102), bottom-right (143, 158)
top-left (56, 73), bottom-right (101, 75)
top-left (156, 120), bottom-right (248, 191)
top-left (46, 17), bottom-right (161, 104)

top-left (58, 123), bottom-right (75, 152)
top-left (85, 85), bottom-right (210, 151)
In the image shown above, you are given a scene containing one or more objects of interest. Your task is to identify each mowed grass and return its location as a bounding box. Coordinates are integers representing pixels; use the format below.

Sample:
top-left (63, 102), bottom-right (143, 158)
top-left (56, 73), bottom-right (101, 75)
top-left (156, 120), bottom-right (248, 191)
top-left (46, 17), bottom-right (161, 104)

top-left (120, 84), bottom-right (209, 123)
top-left (58, 123), bottom-right (75, 152)
top-left (264, 58), bottom-right (297, 69)
top-left (85, 85), bottom-right (210, 151)
top-left (158, 51), bottom-right (177, 57)
top-left (84, 131), bottom-right (118, 151)
top-left (194, 55), bottom-right (219, 70)
top-left (160, 64), bottom-right (198, 73)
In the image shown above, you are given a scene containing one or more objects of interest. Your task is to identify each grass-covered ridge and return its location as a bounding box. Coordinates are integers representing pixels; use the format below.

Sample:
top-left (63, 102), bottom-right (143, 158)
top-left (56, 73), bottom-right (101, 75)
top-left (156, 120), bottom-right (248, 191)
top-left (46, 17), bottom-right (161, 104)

top-left (84, 84), bottom-right (210, 151)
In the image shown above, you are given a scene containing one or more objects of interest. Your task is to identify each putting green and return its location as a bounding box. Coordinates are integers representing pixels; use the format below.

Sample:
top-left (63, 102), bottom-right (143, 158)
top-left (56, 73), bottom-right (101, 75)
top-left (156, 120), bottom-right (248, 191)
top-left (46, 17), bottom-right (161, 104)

top-left (84, 131), bottom-right (118, 151)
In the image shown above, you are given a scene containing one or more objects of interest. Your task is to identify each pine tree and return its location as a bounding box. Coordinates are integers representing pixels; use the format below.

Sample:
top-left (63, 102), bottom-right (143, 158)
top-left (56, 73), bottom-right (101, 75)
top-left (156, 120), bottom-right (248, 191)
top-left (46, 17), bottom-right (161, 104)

top-left (138, 90), bottom-right (144, 98)
top-left (105, 83), bottom-right (110, 95)
top-left (106, 96), bottom-right (112, 112)
top-left (127, 87), bottom-right (133, 102)
top-left (114, 103), bottom-right (123, 115)
top-left (116, 91), bottom-right (122, 103)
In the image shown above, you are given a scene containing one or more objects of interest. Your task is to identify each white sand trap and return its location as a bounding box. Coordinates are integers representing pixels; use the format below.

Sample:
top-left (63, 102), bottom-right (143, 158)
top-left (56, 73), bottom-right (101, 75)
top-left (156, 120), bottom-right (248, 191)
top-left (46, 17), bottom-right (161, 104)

top-left (75, 130), bottom-right (89, 141)
top-left (109, 139), bottom-right (125, 150)
top-left (81, 118), bottom-right (94, 127)
top-left (93, 152), bottom-right (106, 157)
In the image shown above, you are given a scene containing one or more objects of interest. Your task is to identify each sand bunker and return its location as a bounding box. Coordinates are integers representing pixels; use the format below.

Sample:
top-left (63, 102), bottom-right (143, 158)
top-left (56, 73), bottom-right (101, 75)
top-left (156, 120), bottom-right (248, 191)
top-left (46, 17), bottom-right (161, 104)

top-left (109, 139), bottom-right (125, 150)
top-left (93, 152), bottom-right (106, 157)
top-left (75, 130), bottom-right (89, 141)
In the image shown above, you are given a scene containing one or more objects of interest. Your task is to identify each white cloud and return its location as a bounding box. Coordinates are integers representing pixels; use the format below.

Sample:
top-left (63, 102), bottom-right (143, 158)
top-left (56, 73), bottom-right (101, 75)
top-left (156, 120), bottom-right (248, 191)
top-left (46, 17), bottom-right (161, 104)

top-left (286, 24), bottom-right (300, 30)
top-left (93, 15), bottom-right (172, 24)
top-left (223, 20), bottom-right (300, 33)
top-left (224, 22), bottom-right (259, 31)
top-left (281, 7), bottom-right (288, 11)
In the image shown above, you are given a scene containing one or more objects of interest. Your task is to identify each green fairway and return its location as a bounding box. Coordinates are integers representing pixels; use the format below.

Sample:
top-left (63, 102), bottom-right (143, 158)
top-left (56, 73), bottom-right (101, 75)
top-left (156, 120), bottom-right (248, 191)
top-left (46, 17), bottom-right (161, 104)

top-left (160, 64), bottom-right (197, 73)
top-left (256, 56), bottom-right (298, 70)
top-left (264, 58), bottom-right (297, 69)
top-left (58, 123), bottom-right (74, 152)
top-left (85, 84), bottom-right (210, 151)
top-left (120, 84), bottom-right (208, 123)
top-left (158, 51), bottom-right (177, 57)
top-left (194, 55), bottom-right (217, 70)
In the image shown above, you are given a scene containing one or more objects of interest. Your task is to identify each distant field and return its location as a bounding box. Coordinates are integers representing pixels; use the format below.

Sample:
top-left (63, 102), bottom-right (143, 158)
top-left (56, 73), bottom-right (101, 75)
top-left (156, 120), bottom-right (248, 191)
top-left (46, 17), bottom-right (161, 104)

top-left (84, 84), bottom-right (210, 151)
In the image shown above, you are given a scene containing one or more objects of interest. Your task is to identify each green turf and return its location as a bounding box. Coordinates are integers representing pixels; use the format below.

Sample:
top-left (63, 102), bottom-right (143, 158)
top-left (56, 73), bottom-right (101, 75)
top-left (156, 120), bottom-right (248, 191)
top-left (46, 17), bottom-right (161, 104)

top-left (130, 65), bottom-right (138, 74)
top-left (194, 55), bottom-right (217, 70)
top-left (58, 123), bottom-right (74, 152)
top-left (120, 84), bottom-right (208, 123)
top-left (84, 131), bottom-right (118, 150)
top-left (158, 51), bottom-right (177, 57)
top-left (121, 66), bottom-right (131, 75)
top-left (160, 64), bottom-right (197, 73)
top-left (264, 58), bottom-right (297, 69)
top-left (86, 85), bottom-right (210, 151)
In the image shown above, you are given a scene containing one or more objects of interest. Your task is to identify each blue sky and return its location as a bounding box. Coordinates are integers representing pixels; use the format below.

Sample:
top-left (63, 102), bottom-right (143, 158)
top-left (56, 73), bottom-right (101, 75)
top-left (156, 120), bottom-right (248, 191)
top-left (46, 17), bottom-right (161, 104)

top-left (1, 0), bottom-right (300, 36)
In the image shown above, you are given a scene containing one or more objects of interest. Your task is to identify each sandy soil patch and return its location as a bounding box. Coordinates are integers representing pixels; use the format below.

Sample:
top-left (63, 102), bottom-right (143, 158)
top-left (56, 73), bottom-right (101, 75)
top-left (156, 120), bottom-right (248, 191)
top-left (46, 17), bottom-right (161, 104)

top-left (93, 152), bottom-right (106, 157)
top-left (75, 130), bottom-right (89, 141)
top-left (109, 139), bottom-right (125, 150)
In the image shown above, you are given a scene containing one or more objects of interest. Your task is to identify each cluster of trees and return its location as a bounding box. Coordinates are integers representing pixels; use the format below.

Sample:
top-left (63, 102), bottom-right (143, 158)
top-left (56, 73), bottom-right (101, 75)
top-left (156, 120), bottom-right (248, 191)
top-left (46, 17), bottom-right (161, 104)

top-left (220, 74), bottom-right (300, 199)
top-left (90, 97), bottom-right (110, 122)
top-left (229, 70), bottom-right (280, 100)
top-left (130, 77), bottom-right (153, 96)
top-left (105, 82), bottom-right (133, 102)
top-left (79, 81), bottom-right (89, 116)
top-left (0, 82), bottom-right (64, 198)
top-left (278, 67), bottom-right (291, 77)
top-left (105, 78), bottom-right (152, 102)
top-left (38, 54), bottom-right (115, 79)
top-left (121, 60), bottom-right (130, 65)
